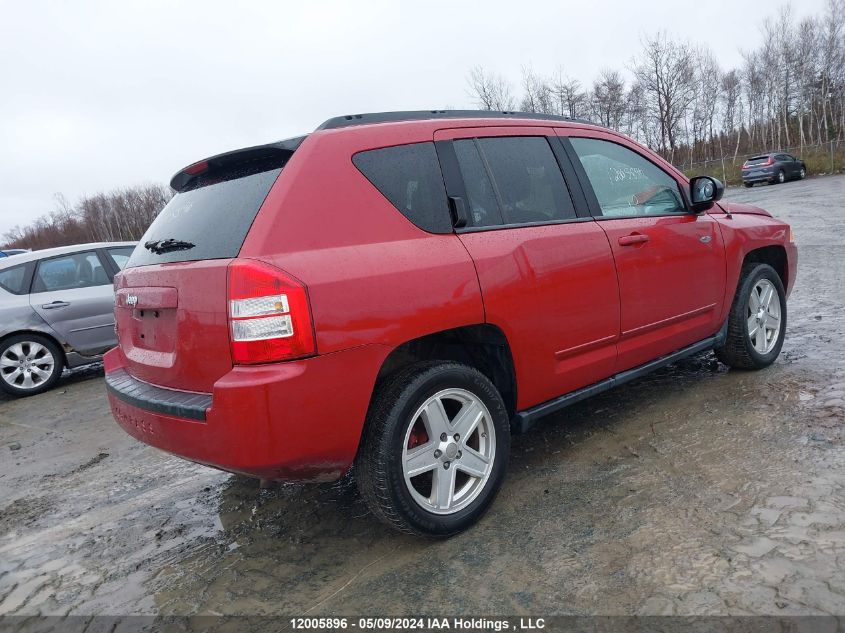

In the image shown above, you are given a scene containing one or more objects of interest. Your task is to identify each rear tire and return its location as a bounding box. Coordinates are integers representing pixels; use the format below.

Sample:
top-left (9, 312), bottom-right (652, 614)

top-left (0, 334), bottom-right (64, 397)
top-left (714, 263), bottom-right (786, 370)
top-left (356, 361), bottom-right (510, 537)
top-left (774, 170), bottom-right (785, 184)
top-left (743, 182), bottom-right (753, 188)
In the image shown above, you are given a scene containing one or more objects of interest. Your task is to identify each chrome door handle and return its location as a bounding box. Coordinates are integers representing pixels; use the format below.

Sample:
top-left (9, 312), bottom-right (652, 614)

top-left (42, 301), bottom-right (70, 309)
top-left (700, 235), bottom-right (712, 244)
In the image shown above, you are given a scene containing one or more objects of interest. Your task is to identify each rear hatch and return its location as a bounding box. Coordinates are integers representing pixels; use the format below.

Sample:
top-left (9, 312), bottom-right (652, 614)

top-left (115, 138), bottom-right (304, 392)
top-left (743, 155), bottom-right (770, 171)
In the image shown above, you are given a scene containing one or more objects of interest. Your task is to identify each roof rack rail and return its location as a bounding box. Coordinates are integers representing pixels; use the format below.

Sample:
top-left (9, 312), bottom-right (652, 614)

top-left (316, 110), bottom-right (596, 131)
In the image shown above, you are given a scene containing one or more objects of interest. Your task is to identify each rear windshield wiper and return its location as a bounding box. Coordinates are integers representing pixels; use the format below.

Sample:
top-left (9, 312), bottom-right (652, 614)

top-left (144, 238), bottom-right (196, 254)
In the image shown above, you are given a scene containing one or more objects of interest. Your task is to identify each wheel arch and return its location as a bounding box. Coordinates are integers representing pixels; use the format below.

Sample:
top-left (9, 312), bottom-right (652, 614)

top-left (374, 324), bottom-right (518, 420)
top-left (743, 245), bottom-right (788, 290)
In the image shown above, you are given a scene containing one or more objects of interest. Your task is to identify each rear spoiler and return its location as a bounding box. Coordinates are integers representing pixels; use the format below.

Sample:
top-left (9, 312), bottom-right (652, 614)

top-left (170, 135), bottom-right (307, 193)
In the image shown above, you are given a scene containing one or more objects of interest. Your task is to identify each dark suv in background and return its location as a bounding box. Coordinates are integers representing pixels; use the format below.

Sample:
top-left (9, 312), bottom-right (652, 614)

top-left (741, 152), bottom-right (806, 187)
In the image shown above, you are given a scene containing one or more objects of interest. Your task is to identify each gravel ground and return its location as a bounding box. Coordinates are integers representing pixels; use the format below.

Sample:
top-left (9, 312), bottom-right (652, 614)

top-left (1, 175), bottom-right (844, 618)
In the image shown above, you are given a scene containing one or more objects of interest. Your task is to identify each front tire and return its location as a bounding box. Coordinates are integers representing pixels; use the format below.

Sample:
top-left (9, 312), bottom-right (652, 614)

top-left (715, 263), bottom-right (786, 370)
top-left (356, 362), bottom-right (510, 537)
top-left (799, 167), bottom-right (806, 179)
top-left (0, 334), bottom-right (64, 396)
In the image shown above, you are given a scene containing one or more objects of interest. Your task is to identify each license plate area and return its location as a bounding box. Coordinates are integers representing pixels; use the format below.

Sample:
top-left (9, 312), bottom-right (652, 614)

top-left (129, 308), bottom-right (178, 353)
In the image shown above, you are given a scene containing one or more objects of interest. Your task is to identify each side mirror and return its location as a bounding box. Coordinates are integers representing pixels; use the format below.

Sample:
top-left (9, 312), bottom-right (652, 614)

top-left (689, 176), bottom-right (724, 213)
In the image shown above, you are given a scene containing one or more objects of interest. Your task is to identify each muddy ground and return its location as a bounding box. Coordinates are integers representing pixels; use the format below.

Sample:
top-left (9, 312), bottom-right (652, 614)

top-left (1, 175), bottom-right (844, 618)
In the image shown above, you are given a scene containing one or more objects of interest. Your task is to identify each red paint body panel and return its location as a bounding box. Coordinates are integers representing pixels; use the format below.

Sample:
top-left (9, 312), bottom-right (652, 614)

top-left (555, 127), bottom-right (728, 370)
top-left (712, 206), bottom-right (798, 307)
top-left (114, 260), bottom-right (232, 392)
top-left (598, 214), bottom-right (726, 371)
top-left (239, 126), bottom-right (485, 355)
top-left (457, 222), bottom-right (620, 409)
top-left (105, 343), bottom-right (390, 481)
top-left (105, 116), bottom-right (797, 482)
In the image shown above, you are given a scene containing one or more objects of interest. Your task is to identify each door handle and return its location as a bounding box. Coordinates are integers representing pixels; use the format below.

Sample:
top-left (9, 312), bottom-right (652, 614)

top-left (41, 301), bottom-right (70, 309)
top-left (618, 233), bottom-right (650, 246)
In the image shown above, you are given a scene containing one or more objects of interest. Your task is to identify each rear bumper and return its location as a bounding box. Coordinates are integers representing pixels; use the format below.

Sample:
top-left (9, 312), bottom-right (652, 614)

top-left (104, 344), bottom-right (390, 481)
top-left (741, 170), bottom-right (775, 183)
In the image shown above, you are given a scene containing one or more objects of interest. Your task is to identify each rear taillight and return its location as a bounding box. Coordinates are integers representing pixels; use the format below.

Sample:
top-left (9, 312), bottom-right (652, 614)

top-left (766, 158), bottom-right (774, 166)
top-left (227, 259), bottom-right (316, 364)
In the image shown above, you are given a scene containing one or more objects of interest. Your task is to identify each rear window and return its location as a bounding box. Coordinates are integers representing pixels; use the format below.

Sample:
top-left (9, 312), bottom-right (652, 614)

top-left (0, 264), bottom-right (27, 294)
top-left (127, 163), bottom-right (283, 267)
top-left (353, 142), bottom-right (451, 233)
top-left (747, 156), bottom-right (770, 165)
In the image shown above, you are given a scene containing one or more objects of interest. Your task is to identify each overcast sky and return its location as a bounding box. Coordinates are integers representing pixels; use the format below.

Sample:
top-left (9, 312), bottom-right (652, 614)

top-left (0, 0), bottom-right (827, 238)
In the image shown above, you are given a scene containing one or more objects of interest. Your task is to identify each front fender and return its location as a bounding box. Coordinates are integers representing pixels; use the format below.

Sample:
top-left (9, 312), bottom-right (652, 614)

top-left (714, 213), bottom-right (796, 321)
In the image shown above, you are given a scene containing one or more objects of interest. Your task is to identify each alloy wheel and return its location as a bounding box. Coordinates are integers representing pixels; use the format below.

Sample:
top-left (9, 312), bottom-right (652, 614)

top-left (402, 388), bottom-right (496, 515)
top-left (747, 279), bottom-right (782, 355)
top-left (0, 341), bottom-right (56, 390)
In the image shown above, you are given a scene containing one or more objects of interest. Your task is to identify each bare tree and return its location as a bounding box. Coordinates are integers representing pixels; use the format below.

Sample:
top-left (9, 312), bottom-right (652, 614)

top-left (520, 67), bottom-right (554, 114)
top-left (632, 32), bottom-right (697, 160)
top-left (467, 66), bottom-right (516, 111)
top-left (590, 69), bottom-right (626, 128)
top-left (551, 69), bottom-right (587, 118)
top-left (3, 184), bottom-right (172, 250)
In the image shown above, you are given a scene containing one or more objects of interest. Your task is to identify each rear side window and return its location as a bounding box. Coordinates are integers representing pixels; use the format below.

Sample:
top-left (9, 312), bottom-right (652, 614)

top-left (0, 264), bottom-right (27, 294)
top-left (127, 164), bottom-right (283, 267)
top-left (106, 246), bottom-right (135, 270)
top-left (32, 252), bottom-right (110, 293)
top-left (353, 142), bottom-right (451, 233)
top-left (454, 136), bottom-right (576, 228)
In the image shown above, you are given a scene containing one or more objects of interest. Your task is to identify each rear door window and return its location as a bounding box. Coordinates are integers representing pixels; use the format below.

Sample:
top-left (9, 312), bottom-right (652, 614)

top-left (453, 140), bottom-right (504, 227)
top-left (353, 142), bottom-right (451, 233)
top-left (33, 252), bottom-right (110, 293)
top-left (453, 136), bottom-right (576, 228)
top-left (0, 264), bottom-right (28, 294)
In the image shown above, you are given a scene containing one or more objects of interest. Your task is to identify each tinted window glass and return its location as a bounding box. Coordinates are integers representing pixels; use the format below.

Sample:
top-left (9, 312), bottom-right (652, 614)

top-left (476, 137), bottom-right (576, 225)
top-left (454, 140), bottom-right (504, 227)
top-left (127, 167), bottom-right (282, 267)
top-left (571, 138), bottom-right (685, 218)
top-left (33, 252), bottom-right (110, 293)
top-left (107, 246), bottom-right (135, 270)
top-left (747, 156), bottom-right (770, 165)
top-left (0, 264), bottom-right (27, 294)
top-left (353, 142), bottom-right (451, 233)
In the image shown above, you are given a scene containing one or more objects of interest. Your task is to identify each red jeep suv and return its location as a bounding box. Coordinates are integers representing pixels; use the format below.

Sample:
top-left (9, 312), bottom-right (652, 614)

top-left (105, 111), bottom-right (797, 536)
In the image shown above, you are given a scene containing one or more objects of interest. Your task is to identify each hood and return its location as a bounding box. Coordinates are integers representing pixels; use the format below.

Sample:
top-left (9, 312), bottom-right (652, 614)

top-left (716, 201), bottom-right (772, 217)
